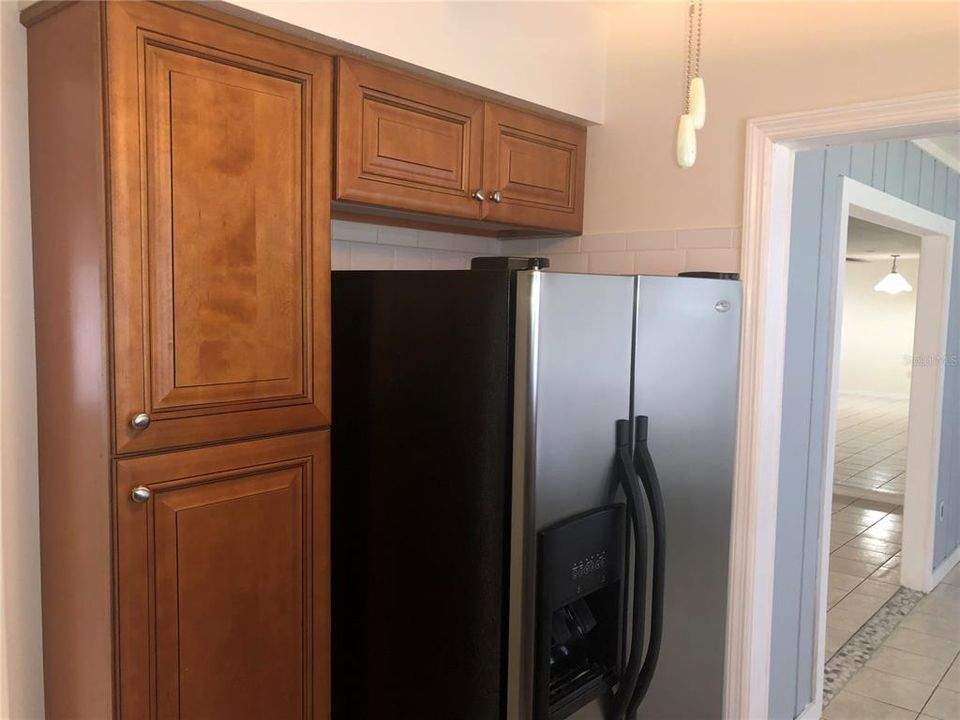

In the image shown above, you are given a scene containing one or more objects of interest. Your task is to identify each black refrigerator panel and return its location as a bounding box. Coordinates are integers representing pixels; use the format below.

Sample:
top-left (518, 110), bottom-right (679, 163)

top-left (331, 270), bottom-right (516, 720)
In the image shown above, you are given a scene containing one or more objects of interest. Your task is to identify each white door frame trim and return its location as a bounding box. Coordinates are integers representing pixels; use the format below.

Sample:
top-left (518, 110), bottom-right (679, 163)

top-left (723, 89), bottom-right (960, 720)
top-left (806, 177), bottom-right (955, 719)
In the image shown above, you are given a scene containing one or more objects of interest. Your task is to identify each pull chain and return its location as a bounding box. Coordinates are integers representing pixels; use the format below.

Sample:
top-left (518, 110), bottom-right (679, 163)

top-left (677, 0), bottom-right (704, 168)
top-left (694, 0), bottom-right (703, 80)
top-left (683, 0), bottom-right (695, 114)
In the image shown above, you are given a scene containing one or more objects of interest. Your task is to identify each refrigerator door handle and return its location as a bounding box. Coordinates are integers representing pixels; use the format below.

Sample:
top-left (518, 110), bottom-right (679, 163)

top-left (609, 419), bottom-right (648, 720)
top-left (625, 415), bottom-right (667, 719)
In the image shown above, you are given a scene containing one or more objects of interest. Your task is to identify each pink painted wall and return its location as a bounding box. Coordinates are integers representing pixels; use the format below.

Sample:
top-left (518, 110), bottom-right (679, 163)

top-left (584, 1), bottom-right (960, 239)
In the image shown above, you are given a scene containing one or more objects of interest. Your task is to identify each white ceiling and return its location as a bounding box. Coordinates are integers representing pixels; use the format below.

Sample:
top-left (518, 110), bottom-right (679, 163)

top-left (912, 135), bottom-right (960, 172)
top-left (846, 217), bottom-right (921, 261)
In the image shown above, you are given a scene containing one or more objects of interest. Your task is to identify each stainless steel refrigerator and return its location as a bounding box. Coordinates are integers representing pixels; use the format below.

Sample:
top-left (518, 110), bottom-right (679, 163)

top-left (331, 262), bottom-right (741, 720)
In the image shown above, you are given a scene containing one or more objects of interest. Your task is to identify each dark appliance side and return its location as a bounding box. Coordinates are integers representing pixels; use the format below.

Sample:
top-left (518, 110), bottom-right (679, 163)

top-left (331, 269), bottom-right (519, 720)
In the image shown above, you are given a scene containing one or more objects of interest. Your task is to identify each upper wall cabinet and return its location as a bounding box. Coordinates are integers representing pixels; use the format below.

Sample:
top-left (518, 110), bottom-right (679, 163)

top-left (482, 103), bottom-right (586, 234)
top-left (336, 58), bottom-right (587, 235)
top-left (107, 2), bottom-right (333, 454)
top-left (337, 58), bottom-right (485, 219)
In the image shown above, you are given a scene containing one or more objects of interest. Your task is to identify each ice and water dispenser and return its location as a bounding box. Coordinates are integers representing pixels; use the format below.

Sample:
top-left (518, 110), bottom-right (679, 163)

top-left (534, 505), bottom-right (626, 720)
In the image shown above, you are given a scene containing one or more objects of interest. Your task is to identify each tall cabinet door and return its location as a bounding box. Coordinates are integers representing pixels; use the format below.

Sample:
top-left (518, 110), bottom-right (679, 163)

top-left (481, 103), bottom-right (586, 233)
top-left (117, 431), bottom-right (330, 720)
top-left (107, 2), bottom-right (332, 454)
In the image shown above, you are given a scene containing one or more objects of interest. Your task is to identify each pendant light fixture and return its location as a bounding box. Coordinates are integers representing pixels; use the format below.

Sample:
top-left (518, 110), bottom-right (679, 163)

top-left (676, 0), bottom-right (705, 168)
top-left (874, 254), bottom-right (913, 295)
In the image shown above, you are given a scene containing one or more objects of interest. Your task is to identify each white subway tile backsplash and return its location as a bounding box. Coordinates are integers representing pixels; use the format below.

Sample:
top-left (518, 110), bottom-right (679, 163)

top-left (394, 246), bottom-right (434, 270)
top-left (431, 252), bottom-right (470, 270)
top-left (331, 240), bottom-right (352, 271)
top-left (417, 230), bottom-right (463, 250)
top-left (634, 250), bottom-right (685, 276)
top-left (677, 227), bottom-right (736, 249)
top-left (625, 229), bottom-right (677, 251)
top-left (329, 218), bottom-right (742, 275)
top-left (348, 242), bottom-right (395, 270)
top-left (581, 232), bottom-right (626, 252)
top-left (377, 226), bottom-right (419, 247)
top-left (587, 251), bottom-right (635, 275)
top-left (329, 219), bottom-right (492, 270)
top-left (539, 235), bottom-right (582, 255)
top-left (684, 247), bottom-right (741, 273)
top-left (544, 253), bottom-right (589, 273)
top-left (331, 219), bottom-right (378, 243)
top-left (454, 234), bottom-right (495, 255)
top-left (501, 237), bottom-right (541, 255)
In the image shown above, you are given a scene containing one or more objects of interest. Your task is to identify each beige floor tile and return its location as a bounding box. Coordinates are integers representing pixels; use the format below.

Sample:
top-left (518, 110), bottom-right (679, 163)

top-left (870, 564), bottom-right (901, 585)
top-left (932, 583), bottom-right (960, 603)
top-left (823, 691), bottom-right (916, 720)
top-left (825, 626), bottom-right (851, 658)
top-left (862, 526), bottom-right (903, 543)
top-left (828, 605), bottom-right (873, 633)
top-left (833, 519), bottom-right (873, 534)
top-left (830, 557), bottom-right (877, 579)
top-left (921, 687), bottom-right (960, 720)
top-left (865, 646), bottom-right (953, 684)
top-left (855, 579), bottom-right (899, 600)
top-left (939, 660), bottom-right (960, 692)
top-left (853, 499), bottom-right (899, 512)
top-left (835, 507), bottom-right (889, 525)
top-left (832, 545), bottom-right (895, 565)
top-left (835, 591), bottom-right (886, 617)
top-left (884, 627), bottom-right (960, 661)
top-left (914, 592), bottom-right (960, 618)
top-left (827, 586), bottom-right (849, 609)
top-left (940, 564), bottom-right (960, 587)
top-left (900, 611), bottom-right (960, 642)
top-left (831, 530), bottom-right (857, 544)
top-left (830, 571), bottom-right (866, 592)
top-left (846, 535), bottom-right (902, 555)
top-left (843, 667), bottom-right (935, 711)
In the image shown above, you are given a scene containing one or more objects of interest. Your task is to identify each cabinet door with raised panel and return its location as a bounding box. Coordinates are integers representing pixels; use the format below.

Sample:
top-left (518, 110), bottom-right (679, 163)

top-left (117, 431), bottom-right (330, 720)
top-left (481, 103), bottom-right (587, 233)
top-left (107, 2), bottom-right (332, 454)
top-left (336, 58), bottom-right (485, 219)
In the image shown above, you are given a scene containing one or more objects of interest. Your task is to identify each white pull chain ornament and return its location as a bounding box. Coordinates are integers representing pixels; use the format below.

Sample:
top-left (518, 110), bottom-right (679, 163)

top-left (676, 0), bottom-right (705, 168)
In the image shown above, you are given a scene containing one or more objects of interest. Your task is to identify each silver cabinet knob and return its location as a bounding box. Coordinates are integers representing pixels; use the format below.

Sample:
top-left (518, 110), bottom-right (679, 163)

top-left (490, 190), bottom-right (503, 203)
top-left (131, 413), bottom-right (151, 430)
top-left (471, 189), bottom-right (486, 202)
top-left (131, 486), bottom-right (152, 503)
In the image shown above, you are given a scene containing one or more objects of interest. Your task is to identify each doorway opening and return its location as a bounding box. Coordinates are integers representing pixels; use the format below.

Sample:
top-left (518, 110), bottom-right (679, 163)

top-left (725, 92), bottom-right (959, 720)
top-left (824, 217), bottom-right (921, 655)
top-left (817, 174), bottom-right (955, 714)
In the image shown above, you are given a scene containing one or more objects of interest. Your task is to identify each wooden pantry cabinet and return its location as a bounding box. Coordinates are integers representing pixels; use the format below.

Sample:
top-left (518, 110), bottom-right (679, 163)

top-left (24, 2), bottom-right (332, 718)
top-left (336, 58), bottom-right (588, 235)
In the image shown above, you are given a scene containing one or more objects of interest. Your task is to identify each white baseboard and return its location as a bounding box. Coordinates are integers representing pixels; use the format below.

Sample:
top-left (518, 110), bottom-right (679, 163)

top-left (931, 544), bottom-right (960, 588)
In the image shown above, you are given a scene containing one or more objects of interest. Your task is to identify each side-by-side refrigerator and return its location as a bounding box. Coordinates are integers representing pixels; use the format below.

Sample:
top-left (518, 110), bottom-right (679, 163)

top-left (331, 262), bottom-right (741, 720)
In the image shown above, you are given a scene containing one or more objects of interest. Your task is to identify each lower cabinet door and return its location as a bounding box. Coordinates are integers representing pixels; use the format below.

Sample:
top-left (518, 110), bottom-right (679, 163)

top-left (117, 431), bottom-right (330, 720)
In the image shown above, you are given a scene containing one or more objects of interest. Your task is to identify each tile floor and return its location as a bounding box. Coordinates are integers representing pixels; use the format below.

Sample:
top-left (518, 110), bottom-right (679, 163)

top-left (833, 395), bottom-right (909, 499)
top-left (826, 496), bottom-right (905, 657)
top-left (823, 563), bottom-right (960, 719)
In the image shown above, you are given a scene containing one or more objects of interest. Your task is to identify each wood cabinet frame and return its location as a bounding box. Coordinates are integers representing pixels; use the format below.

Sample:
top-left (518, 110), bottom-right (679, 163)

top-left (24, 3), bottom-right (334, 718)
